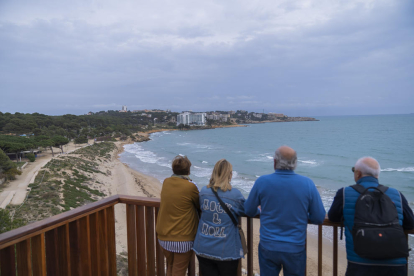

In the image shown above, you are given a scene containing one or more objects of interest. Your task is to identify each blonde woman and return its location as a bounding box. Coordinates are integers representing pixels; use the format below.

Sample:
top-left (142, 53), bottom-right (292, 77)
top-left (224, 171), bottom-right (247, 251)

top-left (193, 159), bottom-right (255, 276)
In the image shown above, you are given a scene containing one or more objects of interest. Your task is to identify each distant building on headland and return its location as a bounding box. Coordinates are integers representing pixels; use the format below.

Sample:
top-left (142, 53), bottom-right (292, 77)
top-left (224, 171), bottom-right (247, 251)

top-left (132, 109), bottom-right (171, 113)
top-left (177, 112), bottom-right (206, 126)
top-left (119, 106), bottom-right (128, 112)
top-left (206, 113), bottom-right (230, 122)
top-left (268, 112), bottom-right (286, 119)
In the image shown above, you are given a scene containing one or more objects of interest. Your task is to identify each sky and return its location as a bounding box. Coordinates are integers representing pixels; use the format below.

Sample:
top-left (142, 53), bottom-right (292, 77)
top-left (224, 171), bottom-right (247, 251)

top-left (0, 0), bottom-right (413, 116)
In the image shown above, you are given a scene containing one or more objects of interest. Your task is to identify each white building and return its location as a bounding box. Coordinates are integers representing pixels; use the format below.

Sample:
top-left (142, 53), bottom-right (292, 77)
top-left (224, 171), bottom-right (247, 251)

top-left (177, 112), bottom-right (206, 126)
top-left (120, 105), bottom-right (127, 112)
top-left (206, 113), bottom-right (229, 122)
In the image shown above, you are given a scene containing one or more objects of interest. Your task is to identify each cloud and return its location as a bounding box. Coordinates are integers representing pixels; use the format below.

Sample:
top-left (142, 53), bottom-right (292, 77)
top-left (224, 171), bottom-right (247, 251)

top-left (0, 0), bottom-right (413, 115)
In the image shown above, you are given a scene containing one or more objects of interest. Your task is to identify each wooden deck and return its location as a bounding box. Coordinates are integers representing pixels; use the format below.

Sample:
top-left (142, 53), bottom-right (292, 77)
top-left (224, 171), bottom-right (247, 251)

top-left (0, 195), bottom-right (412, 275)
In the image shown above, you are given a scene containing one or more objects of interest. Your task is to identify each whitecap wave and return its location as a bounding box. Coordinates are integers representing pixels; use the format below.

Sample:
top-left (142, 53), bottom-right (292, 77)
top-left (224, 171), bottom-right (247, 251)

top-left (298, 159), bottom-right (319, 166)
top-left (247, 155), bottom-right (273, 162)
top-left (381, 167), bottom-right (414, 172)
top-left (124, 143), bottom-right (165, 164)
top-left (202, 161), bottom-right (208, 164)
top-left (177, 142), bottom-right (213, 150)
top-left (192, 166), bottom-right (213, 178)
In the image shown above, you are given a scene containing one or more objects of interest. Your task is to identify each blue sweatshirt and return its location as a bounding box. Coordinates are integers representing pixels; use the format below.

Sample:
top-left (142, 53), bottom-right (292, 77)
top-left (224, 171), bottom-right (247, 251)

top-left (245, 170), bottom-right (326, 252)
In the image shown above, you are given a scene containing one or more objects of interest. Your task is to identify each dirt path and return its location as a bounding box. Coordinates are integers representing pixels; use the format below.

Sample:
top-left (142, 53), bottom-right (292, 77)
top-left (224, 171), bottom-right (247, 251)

top-left (0, 141), bottom-right (92, 208)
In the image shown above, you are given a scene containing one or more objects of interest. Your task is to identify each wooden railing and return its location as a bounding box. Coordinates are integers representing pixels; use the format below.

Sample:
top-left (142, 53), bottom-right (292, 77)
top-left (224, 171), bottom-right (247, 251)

top-left (0, 195), bottom-right (412, 276)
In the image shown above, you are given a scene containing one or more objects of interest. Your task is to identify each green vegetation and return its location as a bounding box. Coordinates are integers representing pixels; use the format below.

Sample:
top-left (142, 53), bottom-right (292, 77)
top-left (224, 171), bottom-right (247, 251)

top-left (73, 142), bottom-right (116, 161)
top-left (26, 153), bottom-right (35, 162)
top-left (8, 142), bottom-right (114, 224)
top-left (0, 110), bottom-right (179, 139)
top-left (0, 209), bottom-right (25, 234)
top-left (0, 148), bottom-right (20, 180)
top-left (16, 161), bottom-right (26, 168)
top-left (74, 135), bottom-right (88, 144)
top-left (0, 134), bottom-right (69, 159)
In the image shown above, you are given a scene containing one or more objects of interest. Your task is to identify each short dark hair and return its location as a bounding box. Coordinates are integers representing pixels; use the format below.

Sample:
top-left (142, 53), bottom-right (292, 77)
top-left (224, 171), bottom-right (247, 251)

top-left (172, 155), bottom-right (191, 175)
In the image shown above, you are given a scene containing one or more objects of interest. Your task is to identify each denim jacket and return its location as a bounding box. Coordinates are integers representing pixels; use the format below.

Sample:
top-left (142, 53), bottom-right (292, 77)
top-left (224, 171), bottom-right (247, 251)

top-left (193, 186), bottom-right (249, 261)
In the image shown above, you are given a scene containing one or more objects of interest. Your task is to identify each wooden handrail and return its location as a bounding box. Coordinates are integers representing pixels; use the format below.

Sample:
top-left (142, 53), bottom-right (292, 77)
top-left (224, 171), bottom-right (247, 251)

top-left (0, 195), bottom-right (119, 250)
top-left (119, 195), bottom-right (161, 207)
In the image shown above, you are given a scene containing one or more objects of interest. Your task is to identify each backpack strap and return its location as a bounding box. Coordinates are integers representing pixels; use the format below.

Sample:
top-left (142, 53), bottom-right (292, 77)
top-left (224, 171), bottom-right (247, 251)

top-left (350, 184), bottom-right (366, 194)
top-left (351, 184), bottom-right (389, 194)
top-left (377, 184), bottom-right (389, 193)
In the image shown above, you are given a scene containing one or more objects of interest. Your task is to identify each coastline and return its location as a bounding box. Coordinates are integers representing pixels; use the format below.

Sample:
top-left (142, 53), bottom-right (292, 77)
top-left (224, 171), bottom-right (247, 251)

top-left (117, 132), bottom-right (348, 275)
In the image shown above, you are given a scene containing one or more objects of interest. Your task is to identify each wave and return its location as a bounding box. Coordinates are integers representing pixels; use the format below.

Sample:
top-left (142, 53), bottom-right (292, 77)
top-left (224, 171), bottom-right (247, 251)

top-left (192, 166), bottom-right (213, 178)
top-left (123, 143), bottom-right (170, 167)
top-left (247, 154), bottom-right (273, 162)
top-left (298, 159), bottom-right (319, 166)
top-left (177, 142), bottom-right (213, 150)
top-left (381, 167), bottom-right (414, 172)
top-left (202, 161), bottom-right (208, 164)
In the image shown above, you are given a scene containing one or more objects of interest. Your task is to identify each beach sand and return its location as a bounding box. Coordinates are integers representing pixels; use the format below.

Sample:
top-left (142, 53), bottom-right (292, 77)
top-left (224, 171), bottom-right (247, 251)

top-left (111, 135), bottom-right (348, 275)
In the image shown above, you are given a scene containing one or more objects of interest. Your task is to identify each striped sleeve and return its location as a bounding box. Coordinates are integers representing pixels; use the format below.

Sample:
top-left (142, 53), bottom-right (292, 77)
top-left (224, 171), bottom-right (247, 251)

top-left (158, 240), bottom-right (194, 253)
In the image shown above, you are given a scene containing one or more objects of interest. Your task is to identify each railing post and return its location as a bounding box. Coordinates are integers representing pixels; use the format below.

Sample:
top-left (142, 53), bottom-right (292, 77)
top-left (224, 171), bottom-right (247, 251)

top-left (16, 239), bottom-right (31, 276)
top-left (45, 228), bottom-right (60, 275)
top-left (90, 212), bottom-right (101, 275)
top-left (406, 233), bottom-right (409, 276)
top-left (136, 205), bottom-right (146, 276)
top-left (318, 225), bottom-right (322, 276)
top-left (333, 226), bottom-right (338, 276)
top-left (126, 204), bottom-right (138, 276)
top-left (69, 220), bottom-right (81, 275)
top-left (247, 217), bottom-right (253, 276)
top-left (106, 206), bottom-right (117, 275)
top-left (31, 233), bottom-right (46, 276)
top-left (146, 206), bottom-right (156, 276)
top-left (155, 207), bottom-right (165, 276)
top-left (98, 209), bottom-right (110, 275)
top-left (0, 245), bottom-right (16, 276)
top-left (79, 215), bottom-right (92, 276)
top-left (57, 224), bottom-right (71, 276)
top-left (305, 237), bottom-right (307, 276)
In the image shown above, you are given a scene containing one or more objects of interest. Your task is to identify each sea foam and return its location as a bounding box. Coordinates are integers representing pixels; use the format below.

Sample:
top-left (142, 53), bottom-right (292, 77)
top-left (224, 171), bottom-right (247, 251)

top-left (381, 167), bottom-right (414, 172)
top-left (124, 143), bottom-right (170, 167)
top-left (298, 159), bottom-right (319, 166)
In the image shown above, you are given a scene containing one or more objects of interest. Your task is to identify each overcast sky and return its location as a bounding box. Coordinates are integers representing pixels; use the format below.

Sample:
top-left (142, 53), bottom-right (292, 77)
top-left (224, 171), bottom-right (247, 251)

top-left (0, 0), bottom-right (413, 116)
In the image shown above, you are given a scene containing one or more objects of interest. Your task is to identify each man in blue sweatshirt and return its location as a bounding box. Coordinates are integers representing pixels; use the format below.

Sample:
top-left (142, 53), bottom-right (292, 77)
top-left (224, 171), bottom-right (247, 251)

top-left (245, 146), bottom-right (326, 276)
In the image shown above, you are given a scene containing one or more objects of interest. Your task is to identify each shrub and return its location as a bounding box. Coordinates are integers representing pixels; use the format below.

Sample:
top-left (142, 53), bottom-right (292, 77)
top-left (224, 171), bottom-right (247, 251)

top-left (26, 153), bottom-right (35, 162)
top-left (74, 136), bottom-right (88, 144)
top-left (4, 168), bottom-right (22, 180)
top-left (0, 209), bottom-right (25, 234)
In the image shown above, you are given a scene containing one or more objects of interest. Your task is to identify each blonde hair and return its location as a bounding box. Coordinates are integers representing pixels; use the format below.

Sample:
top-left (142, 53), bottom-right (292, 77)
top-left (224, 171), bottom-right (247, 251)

top-left (207, 159), bottom-right (233, 192)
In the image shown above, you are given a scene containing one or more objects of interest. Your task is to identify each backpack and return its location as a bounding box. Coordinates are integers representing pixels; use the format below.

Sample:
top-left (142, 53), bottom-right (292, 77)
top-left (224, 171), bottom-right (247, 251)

top-left (351, 184), bottom-right (410, 260)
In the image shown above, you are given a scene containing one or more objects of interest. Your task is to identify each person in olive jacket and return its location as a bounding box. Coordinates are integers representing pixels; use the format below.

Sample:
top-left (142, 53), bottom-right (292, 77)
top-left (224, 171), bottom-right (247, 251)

top-left (156, 155), bottom-right (200, 276)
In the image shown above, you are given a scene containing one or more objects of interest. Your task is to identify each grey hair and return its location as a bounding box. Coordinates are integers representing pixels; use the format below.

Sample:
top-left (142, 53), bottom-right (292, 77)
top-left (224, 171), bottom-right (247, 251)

top-left (274, 149), bottom-right (297, 170)
top-left (355, 157), bottom-right (381, 178)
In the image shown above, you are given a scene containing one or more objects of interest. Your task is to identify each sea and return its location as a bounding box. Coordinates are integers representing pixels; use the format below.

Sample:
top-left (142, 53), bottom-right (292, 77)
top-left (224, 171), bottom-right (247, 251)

top-left (120, 114), bottom-right (414, 268)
